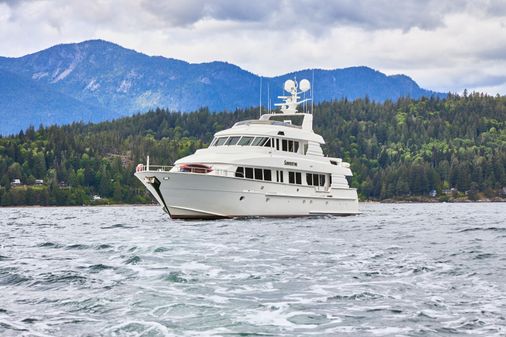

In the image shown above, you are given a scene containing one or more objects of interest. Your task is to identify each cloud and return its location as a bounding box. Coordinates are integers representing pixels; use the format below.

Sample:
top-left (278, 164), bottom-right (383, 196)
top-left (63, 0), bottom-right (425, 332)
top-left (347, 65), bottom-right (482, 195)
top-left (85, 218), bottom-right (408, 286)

top-left (0, 0), bottom-right (505, 94)
top-left (142, 0), bottom-right (278, 27)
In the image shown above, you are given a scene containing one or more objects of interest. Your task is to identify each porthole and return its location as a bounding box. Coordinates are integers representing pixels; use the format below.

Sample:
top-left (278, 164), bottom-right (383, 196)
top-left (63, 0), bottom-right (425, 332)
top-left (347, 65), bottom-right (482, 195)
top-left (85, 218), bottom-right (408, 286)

top-left (239, 196), bottom-right (245, 201)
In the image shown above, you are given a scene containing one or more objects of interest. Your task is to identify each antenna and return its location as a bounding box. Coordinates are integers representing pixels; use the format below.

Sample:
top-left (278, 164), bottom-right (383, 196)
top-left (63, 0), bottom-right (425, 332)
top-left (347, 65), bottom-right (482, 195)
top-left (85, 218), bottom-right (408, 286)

top-left (267, 82), bottom-right (271, 114)
top-left (259, 77), bottom-right (262, 117)
top-left (311, 70), bottom-right (315, 114)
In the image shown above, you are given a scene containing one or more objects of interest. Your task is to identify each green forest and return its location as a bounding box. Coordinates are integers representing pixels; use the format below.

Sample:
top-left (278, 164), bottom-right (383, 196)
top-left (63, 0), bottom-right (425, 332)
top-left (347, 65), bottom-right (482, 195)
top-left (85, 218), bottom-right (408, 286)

top-left (1, 92), bottom-right (505, 206)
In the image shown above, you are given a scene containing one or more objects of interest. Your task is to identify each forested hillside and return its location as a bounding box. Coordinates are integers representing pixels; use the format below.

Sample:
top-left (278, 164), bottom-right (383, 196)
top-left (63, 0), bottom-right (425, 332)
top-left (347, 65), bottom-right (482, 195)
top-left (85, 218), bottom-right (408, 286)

top-left (0, 92), bottom-right (505, 206)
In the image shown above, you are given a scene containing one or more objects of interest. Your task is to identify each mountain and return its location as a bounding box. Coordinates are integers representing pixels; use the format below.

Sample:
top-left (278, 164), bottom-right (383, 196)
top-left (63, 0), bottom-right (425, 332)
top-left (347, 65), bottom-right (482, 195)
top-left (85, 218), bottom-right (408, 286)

top-left (0, 69), bottom-right (103, 133)
top-left (0, 39), bottom-right (444, 135)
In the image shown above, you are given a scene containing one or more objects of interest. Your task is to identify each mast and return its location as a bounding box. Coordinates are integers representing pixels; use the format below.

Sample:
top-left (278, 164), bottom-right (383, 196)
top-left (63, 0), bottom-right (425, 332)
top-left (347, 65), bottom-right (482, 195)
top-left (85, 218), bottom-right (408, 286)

top-left (311, 70), bottom-right (315, 114)
top-left (259, 77), bottom-right (262, 117)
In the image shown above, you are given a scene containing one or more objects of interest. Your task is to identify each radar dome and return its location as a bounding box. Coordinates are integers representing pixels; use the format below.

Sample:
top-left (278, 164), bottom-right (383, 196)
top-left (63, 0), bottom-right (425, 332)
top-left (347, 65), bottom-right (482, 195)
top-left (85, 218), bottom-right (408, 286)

top-left (284, 79), bottom-right (296, 92)
top-left (299, 79), bottom-right (311, 92)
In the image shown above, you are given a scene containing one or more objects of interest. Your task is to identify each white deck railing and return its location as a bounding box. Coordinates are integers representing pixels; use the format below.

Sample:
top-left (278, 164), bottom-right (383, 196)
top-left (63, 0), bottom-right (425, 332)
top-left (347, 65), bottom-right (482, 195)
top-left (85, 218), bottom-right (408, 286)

top-left (135, 164), bottom-right (174, 173)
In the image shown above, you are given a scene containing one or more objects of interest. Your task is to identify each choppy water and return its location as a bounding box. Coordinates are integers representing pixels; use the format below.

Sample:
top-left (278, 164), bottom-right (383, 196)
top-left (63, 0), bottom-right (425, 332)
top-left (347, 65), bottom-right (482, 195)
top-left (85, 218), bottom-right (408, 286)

top-left (0, 203), bottom-right (505, 337)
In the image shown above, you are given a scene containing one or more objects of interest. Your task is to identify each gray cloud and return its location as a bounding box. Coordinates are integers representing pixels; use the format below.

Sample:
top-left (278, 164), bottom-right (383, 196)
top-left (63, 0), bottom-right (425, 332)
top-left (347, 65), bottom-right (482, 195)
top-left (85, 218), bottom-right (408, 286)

top-left (141, 0), bottom-right (279, 27)
top-left (140, 0), bottom-right (468, 32)
top-left (0, 0), bottom-right (493, 33)
top-left (0, 0), bottom-right (21, 4)
top-left (0, 0), bottom-right (505, 94)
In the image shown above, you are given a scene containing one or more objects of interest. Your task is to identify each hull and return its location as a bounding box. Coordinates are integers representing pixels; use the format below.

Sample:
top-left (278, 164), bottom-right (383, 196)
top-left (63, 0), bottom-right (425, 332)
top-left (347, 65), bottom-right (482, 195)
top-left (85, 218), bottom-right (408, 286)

top-left (135, 171), bottom-right (359, 219)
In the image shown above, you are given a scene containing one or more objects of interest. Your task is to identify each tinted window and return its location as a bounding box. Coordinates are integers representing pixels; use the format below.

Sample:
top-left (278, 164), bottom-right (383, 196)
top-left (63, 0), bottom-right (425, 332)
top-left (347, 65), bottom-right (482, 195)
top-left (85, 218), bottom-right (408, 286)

top-left (235, 167), bottom-right (244, 178)
top-left (238, 136), bottom-right (254, 146)
top-left (320, 174), bottom-right (325, 186)
top-left (215, 137), bottom-right (228, 146)
top-left (245, 167), bottom-right (253, 179)
top-left (252, 137), bottom-right (268, 146)
top-left (306, 173), bottom-right (312, 185)
top-left (296, 172), bottom-right (301, 185)
top-left (294, 142), bottom-right (299, 153)
top-left (263, 169), bottom-right (272, 181)
top-left (282, 139), bottom-right (288, 151)
top-left (254, 168), bottom-right (263, 180)
top-left (288, 140), bottom-right (294, 152)
top-left (289, 171), bottom-right (295, 184)
top-left (226, 136), bottom-right (241, 145)
top-left (264, 138), bottom-right (272, 147)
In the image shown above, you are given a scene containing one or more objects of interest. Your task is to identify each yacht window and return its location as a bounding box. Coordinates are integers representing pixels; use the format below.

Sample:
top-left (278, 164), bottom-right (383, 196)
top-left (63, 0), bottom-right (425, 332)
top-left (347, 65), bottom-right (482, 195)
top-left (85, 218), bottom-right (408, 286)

top-left (289, 171), bottom-right (295, 184)
top-left (210, 138), bottom-right (217, 146)
top-left (278, 131), bottom-right (285, 135)
top-left (288, 140), bottom-right (294, 152)
top-left (251, 137), bottom-right (267, 146)
top-left (245, 167), bottom-right (254, 179)
top-left (319, 174), bottom-right (326, 187)
top-left (279, 170), bottom-right (284, 182)
top-left (330, 160), bottom-right (338, 165)
top-left (254, 168), bottom-right (263, 180)
top-left (215, 137), bottom-right (228, 146)
top-left (304, 143), bottom-right (308, 154)
top-left (276, 138), bottom-right (280, 150)
top-left (294, 142), bottom-right (299, 153)
top-left (329, 175), bottom-right (332, 186)
top-left (306, 173), bottom-right (327, 186)
top-left (263, 138), bottom-right (272, 147)
top-left (263, 169), bottom-right (272, 181)
top-left (238, 136), bottom-right (254, 146)
top-left (296, 172), bottom-right (302, 185)
top-left (226, 136), bottom-right (241, 145)
top-left (282, 139), bottom-right (288, 151)
top-left (235, 167), bottom-right (244, 178)
top-left (306, 173), bottom-right (312, 186)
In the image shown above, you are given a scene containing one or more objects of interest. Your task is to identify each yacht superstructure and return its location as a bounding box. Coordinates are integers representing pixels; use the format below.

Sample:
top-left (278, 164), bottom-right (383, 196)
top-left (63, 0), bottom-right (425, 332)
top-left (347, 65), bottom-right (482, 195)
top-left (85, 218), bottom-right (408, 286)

top-left (135, 79), bottom-right (359, 219)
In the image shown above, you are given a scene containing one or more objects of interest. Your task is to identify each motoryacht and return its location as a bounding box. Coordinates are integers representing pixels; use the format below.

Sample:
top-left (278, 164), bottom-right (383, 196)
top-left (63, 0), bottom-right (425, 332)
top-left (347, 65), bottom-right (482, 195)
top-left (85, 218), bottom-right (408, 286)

top-left (135, 79), bottom-right (359, 219)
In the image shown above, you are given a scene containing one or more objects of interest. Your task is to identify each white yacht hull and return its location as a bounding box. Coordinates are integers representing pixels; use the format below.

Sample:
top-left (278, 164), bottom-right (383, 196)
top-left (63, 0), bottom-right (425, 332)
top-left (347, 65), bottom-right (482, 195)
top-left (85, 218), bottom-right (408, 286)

top-left (135, 171), bottom-right (359, 219)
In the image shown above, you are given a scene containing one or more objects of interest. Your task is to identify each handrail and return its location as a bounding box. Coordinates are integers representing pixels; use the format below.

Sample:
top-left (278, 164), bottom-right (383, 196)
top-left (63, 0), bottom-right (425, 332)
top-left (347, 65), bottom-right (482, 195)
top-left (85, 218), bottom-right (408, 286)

top-left (136, 164), bottom-right (174, 172)
top-left (233, 119), bottom-right (301, 129)
top-left (136, 163), bottom-right (241, 177)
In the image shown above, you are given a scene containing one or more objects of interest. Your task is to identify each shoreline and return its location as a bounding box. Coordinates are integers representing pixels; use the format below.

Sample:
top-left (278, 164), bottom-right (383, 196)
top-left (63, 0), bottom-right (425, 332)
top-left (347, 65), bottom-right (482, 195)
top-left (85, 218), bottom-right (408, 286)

top-left (1, 199), bottom-right (504, 208)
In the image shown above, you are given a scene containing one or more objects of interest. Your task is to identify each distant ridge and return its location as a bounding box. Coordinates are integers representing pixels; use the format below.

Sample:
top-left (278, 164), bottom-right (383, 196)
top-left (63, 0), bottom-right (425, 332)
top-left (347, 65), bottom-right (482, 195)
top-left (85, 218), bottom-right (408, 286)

top-left (0, 39), bottom-right (444, 134)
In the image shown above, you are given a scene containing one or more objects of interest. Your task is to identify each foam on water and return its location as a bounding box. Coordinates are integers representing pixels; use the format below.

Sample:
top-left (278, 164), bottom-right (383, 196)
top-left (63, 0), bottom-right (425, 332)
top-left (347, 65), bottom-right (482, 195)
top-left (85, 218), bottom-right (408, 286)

top-left (0, 203), bottom-right (505, 336)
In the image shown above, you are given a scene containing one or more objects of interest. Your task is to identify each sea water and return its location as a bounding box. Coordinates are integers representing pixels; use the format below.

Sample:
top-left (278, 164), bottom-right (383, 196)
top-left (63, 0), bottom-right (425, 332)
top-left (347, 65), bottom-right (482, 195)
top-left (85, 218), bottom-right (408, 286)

top-left (0, 203), bottom-right (505, 336)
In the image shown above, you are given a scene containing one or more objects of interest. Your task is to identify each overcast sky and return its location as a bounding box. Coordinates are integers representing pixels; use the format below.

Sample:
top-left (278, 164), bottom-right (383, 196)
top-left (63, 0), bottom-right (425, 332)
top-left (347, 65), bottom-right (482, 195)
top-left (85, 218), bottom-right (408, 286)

top-left (1, 0), bottom-right (505, 94)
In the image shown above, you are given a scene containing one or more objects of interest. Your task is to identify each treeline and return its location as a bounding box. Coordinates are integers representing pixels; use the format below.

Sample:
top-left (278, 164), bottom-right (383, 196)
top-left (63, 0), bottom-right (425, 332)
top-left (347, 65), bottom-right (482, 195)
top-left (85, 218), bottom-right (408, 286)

top-left (0, 92), bottom-right (505, 206)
